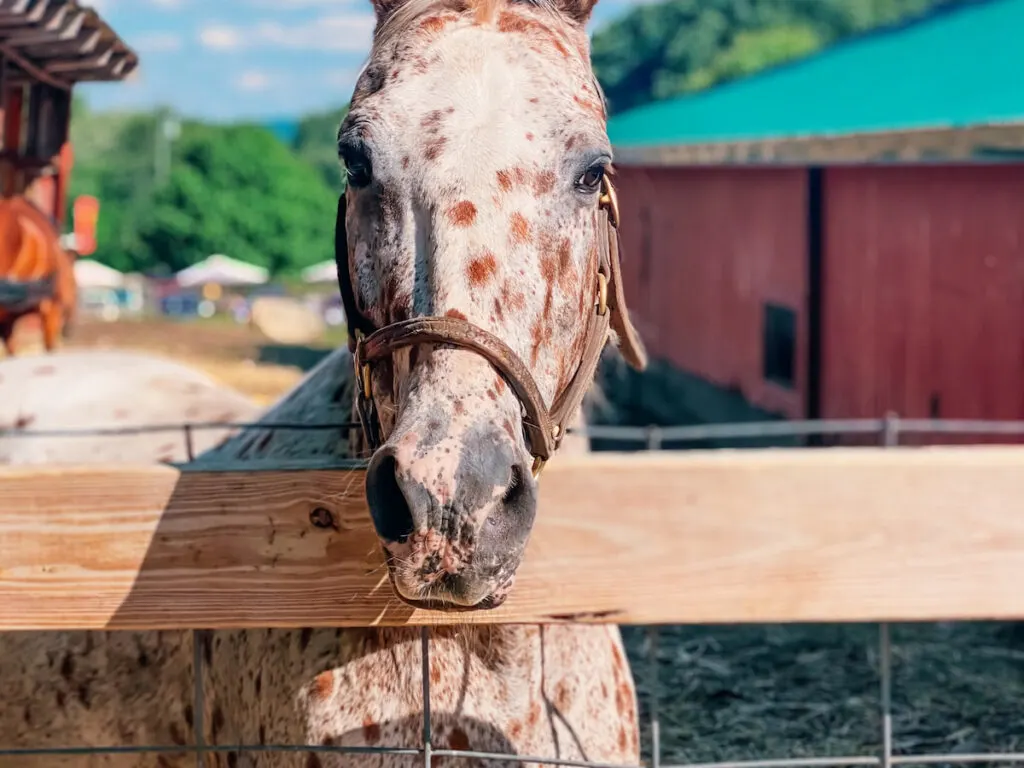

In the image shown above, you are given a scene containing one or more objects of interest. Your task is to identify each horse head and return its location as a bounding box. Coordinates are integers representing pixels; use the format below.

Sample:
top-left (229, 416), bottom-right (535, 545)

top-left (335, 0), bottom-right (647, 611)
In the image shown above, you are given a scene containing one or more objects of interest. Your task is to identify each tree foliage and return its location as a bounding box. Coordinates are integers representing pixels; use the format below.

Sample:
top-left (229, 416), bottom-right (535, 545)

top-left (68, 103), bottom-right (338, 275)
top-left (591, 0), bottom-right (971, 114)
top-left (292, 104), bottom-right (349, 192)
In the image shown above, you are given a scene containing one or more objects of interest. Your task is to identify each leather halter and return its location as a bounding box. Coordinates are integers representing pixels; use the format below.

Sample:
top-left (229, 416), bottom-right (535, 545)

top-left (334, 176), bottom-right (646, 478)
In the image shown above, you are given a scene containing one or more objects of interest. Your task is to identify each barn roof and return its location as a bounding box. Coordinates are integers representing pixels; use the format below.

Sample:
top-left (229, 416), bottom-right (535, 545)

top-left (608, 0), bottom-right (1024, 166)
top-left (0, 0), bottom-right (138, 89)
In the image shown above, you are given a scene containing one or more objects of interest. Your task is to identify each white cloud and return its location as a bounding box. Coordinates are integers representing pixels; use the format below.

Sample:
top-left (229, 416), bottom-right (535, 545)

top-left (199, 14), bottom-right (375, 53)
top-left (199, 25), bottom-right (244, 50)
top-left (132, 31), bottom-right (183, 53)
top-left (235, 69), bottom-right (274, 92)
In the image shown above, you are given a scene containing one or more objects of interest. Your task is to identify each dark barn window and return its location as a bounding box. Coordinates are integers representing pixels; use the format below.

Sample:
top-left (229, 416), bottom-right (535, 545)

top-left (763, 303), bottom-right (796, 389)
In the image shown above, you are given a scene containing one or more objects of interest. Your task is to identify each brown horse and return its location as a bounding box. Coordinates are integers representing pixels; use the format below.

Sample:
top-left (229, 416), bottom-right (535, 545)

top-left (0, 195), bottom-right (76, 356)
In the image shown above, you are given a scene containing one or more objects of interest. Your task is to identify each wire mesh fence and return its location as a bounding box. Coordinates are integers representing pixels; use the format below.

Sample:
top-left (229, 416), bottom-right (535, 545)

top-left (2, 415), bottom-right (1024, 766)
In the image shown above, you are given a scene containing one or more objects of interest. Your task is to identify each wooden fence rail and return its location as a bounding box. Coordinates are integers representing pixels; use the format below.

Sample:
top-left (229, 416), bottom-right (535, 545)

top-left (2, 447), bottom-right (1024, 631)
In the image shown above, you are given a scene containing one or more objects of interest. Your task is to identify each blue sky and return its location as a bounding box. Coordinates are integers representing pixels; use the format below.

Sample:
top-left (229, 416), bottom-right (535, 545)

top-left (78, 0), bottom-right (638, 122)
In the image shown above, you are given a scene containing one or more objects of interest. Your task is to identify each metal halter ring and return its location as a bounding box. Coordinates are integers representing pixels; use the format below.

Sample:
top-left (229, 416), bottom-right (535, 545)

top-left (598, 174), bottom-right (620, 228)
top-left (531, 425), bottom-right (562, 479)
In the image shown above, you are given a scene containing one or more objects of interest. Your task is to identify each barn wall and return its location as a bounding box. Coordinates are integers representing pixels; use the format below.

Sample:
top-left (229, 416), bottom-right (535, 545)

top-left (613, 165), bottom-right (809, 420)
top-left (821, 165), bottom-right (1024, 426)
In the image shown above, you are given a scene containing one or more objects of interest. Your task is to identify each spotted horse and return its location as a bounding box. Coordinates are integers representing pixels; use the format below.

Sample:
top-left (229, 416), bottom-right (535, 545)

top-left (0, 0), bottom-right (649, 761)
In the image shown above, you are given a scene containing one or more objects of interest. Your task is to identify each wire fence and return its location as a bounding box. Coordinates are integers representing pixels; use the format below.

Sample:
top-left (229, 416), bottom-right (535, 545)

top-left (8, 412), bottom-right (1024, 459)
top-left (2, 415), bottom-right (1024, 766)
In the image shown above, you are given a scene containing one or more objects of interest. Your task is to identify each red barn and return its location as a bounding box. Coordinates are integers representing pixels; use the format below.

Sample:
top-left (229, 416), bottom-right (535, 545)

top-left (606, 0), bottom-right (1024, 437)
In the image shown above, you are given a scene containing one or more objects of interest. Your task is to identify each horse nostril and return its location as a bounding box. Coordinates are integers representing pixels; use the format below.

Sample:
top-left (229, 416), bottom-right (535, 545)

top-left (500, 463), bottom-right (527, 510)
top-left (482, 456), bottom-right (537, 542)
top-left (365, 452), bottom-right (416, 543)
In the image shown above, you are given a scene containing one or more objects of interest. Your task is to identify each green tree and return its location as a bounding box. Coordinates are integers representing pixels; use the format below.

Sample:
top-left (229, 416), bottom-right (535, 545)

top-left (136, 122), bottom-right (338, 275)
top-left (678, 23), bottom-right (823, 93)
top-left (67, 103), bottom-right (338, 275)
top-left (292, 104), bottom-right (349, 192)
top-left (68, 103), bottom-right (168, 272)
top-left (590, 0), bottom-right (972, 114)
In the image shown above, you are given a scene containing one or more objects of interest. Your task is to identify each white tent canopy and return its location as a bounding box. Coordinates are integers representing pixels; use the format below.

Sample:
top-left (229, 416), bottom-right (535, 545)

top-left (175, 254), bottom-right (269, 288)
top-left (74, 259), bottom-right (125, 289)
top-left (300, 259), bottom-right (338, 284)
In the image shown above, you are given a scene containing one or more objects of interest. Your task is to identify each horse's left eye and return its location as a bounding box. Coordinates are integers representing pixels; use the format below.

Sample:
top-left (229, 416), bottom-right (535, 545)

top-left (576, 163), bottom-right (605, 193)
top-left (339, 139), bottom-right (373, 189)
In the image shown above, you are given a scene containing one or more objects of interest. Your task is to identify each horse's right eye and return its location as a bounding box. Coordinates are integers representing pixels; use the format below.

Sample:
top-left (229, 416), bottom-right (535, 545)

top-left (339, 142), bottom-right (372, 188)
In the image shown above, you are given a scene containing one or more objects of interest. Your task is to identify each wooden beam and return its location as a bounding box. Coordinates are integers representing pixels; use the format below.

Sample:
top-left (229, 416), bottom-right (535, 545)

top-left (0, 39), bottom-right (68, 89)
top-left (3, 447), bottom-right (1024, 631)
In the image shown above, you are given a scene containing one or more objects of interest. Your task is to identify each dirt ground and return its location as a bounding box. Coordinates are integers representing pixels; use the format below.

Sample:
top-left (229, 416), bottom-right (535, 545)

top-left (8, 315), bottom-right (341, 406)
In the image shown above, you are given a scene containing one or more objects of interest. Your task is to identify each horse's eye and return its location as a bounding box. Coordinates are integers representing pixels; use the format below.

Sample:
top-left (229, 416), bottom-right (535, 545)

top-left (576, 163), bottom-right (605, 193)
top-left (339, 142), bottom-right (372, 188)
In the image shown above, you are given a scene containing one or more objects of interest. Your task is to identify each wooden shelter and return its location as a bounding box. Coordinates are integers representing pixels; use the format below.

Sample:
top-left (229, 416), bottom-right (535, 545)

top-left (0, 0), bottom-right (137, 228)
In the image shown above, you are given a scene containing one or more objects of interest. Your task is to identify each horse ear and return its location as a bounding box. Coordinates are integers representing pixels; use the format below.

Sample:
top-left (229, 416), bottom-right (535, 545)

top-left (368, 0), bottom-right (412, 21)
top-left (552, 0), bottom-right (599, 25)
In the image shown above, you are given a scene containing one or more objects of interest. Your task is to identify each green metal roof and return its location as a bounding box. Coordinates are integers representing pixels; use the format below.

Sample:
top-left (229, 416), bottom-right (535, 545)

top-left (607, 0), bottom-right (1024, 150)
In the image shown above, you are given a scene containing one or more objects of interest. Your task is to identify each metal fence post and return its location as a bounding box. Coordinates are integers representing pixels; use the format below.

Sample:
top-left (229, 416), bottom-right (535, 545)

top-left (882, 412), bottom-right (900, 448)
top-left (184, 423), bottom-right (196, 462)
top-left (879, 623), bottom-right (893, 768)
top-left (878, 412), bottom-right (897, 768)
top-left (193, 629), bottom-right (207, 768)
top-left (646, 426), bottom-right (662, 452)
top-left (647, 627), bottom-right (661, 768)
top-left (421, 627), bottom-right (433, 768)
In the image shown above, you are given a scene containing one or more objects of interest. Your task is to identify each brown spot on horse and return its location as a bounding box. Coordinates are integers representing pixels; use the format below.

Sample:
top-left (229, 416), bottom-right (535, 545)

top-left (466, 251), bottom-right (498, 286)
top-left (419, 14), bottom-right (452, 33)
top-left (496, 166), bottom-right (529, 192)
top-left (509, 212), bottom-right (531, 245)
top-left (362, 718), bottom-right (381, 744)
top-left (312, 671), bottom-right (334, 702)
top-left (448, 200), bottom-right (478, 227)
top-left (425, 137), bottom-right (447, 160)
top-left (533, 170), bottom-right (557, 195)
top-left (555, 680), bottom-right (573, 710)
top-left (574, 94), bottom-right (604, 120)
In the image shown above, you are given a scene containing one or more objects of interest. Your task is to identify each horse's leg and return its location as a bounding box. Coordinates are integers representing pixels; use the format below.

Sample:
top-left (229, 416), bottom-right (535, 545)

top-left (0, 319), bottom-right (15, 357)
top-left (40, 302), bottom-right (62, 352)
top-left (61, 306), bottom-right (74, 340)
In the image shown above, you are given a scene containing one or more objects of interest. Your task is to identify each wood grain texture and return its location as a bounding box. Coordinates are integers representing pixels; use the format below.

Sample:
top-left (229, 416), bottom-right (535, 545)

top-left (3, 447), bottom-right (1024, 630)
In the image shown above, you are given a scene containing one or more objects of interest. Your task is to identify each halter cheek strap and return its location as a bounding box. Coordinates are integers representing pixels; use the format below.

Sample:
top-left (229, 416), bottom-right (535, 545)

top-left (334, 176), bottom-right (647, 477)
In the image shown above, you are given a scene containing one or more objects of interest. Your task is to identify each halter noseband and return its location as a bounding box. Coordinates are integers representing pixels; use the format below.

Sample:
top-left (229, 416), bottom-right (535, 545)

top-left (334, 175), bottom-right (643, 478)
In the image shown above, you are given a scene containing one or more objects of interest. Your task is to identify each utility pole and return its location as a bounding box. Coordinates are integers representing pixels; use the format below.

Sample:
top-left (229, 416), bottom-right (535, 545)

top-left (154, 108), bottom-right (180, 186)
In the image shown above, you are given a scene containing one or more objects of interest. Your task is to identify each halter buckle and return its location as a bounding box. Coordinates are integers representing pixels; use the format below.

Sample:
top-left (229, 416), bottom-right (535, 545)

top-left (353, 329), bottom-right (372, 399)
top-left (596, 271), bottom-right (608, 317)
